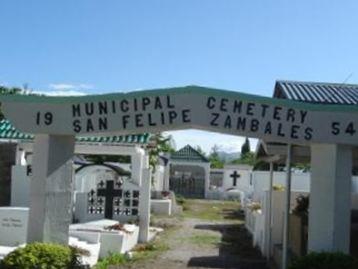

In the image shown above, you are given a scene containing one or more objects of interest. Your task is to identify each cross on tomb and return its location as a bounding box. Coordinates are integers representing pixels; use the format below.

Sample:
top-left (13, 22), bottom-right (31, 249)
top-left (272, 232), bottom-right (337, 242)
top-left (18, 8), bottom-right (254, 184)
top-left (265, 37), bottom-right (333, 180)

top-left (97, 180), bottom-right (122, 219)
top-left (96, 207), bottom-right (104, 214)
top-left (88, 206), bottom-right (95, 214)
top-left (114, 208), bottom-right (121, 215)
top-left (124, 208), bottom-right (131, 215)
top-left (97, 197), bottom-right (104, 205)
top-left (98, 180), bottom-right (105, 188)
top-left (230, 171), bottom-right (240, 187)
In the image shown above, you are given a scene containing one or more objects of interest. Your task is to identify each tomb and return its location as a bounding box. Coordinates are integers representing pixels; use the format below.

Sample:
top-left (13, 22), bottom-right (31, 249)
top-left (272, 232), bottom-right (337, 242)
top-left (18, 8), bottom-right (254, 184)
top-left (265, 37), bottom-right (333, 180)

top-left (0, 207), bottom-right (28, 259)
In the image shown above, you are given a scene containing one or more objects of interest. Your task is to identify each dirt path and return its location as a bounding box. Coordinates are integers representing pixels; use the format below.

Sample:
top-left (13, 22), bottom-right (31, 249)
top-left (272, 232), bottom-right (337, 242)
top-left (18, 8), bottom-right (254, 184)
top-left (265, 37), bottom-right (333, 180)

top-left (117, 200), bottom-right (268, 269)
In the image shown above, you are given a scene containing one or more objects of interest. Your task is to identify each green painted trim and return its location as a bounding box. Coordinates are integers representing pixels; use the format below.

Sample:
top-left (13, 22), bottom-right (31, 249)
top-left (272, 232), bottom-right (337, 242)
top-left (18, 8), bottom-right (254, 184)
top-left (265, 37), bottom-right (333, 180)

top-left (1, 85), bottom-right (358, 113)
top-left (0, 120), bottom-right (151, 143)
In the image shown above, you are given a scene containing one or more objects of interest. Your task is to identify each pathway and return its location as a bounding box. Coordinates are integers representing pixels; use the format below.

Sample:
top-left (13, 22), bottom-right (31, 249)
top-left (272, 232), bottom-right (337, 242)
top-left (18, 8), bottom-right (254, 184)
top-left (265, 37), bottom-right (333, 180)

top-left (116, 200), bottom-right (268, 269)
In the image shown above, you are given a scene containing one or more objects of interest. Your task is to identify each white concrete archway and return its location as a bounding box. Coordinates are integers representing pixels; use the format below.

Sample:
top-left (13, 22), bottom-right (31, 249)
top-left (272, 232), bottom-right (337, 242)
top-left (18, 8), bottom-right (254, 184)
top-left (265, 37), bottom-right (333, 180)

top-left (1, 85), bottom-right (357, 258)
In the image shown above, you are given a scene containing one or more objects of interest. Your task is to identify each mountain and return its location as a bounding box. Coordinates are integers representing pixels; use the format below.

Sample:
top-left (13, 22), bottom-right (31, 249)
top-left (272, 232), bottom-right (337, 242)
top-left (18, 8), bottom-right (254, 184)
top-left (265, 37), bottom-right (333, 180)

top-left (217, 151), bottom-right (241, 163)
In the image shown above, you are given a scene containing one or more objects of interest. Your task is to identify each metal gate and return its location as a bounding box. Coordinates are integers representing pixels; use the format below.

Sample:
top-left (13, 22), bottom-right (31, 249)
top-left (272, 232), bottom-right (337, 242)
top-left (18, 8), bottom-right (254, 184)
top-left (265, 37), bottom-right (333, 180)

top-left (169, 175), bottom-right (205, 198)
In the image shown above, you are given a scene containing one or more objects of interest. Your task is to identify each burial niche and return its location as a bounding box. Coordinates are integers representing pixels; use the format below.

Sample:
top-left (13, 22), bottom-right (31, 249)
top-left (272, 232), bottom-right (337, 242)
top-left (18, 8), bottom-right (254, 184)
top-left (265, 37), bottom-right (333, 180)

top-left (82, 164), bottom-right (140, 219)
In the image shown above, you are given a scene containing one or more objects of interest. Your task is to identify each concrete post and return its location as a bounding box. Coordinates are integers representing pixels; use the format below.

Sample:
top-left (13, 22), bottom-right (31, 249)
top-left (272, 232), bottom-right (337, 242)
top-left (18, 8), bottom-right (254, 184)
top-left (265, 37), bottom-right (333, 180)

top-left (204, 163), bottom-right (210, 198)
top-left (163, 163), bottom-right (170, 191)
top-left (27, 134), bottom-right (75, 244)
top-left (138, 167), bottom-right (151, 242)
top-left (308, 144), bottom-right (352, 253)
top-left (131, 149), bottom-right (145, 185)
top-left (266, 161), bottom-right (274, 259)
top-left (282, 144), bottom-right (292, 269)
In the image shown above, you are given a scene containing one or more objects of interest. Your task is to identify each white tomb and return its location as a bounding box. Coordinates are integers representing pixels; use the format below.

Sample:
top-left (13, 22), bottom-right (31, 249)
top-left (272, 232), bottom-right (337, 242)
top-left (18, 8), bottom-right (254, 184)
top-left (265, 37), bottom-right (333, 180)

top-left (0, 207), bottom-right (29, 260)
top-left (70, 219), bottom-right (139, 258)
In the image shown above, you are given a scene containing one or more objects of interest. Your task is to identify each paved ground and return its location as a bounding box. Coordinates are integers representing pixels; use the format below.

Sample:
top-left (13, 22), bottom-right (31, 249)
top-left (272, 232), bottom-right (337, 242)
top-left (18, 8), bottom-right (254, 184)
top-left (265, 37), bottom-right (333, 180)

top-left (114, 200), bottom-right (268, 269)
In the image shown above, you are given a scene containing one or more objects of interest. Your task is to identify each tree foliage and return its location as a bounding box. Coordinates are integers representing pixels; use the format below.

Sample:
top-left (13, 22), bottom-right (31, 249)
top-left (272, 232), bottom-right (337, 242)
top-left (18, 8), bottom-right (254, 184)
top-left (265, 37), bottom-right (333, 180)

top-left (231, 151), bottom-right (256, 166)
top-left (0, 86), bottom-right (24, 120)
top-left (241, 137), bottom-right (250, 156)
top-left (148, 133), bottom-right (175, 172)
top-left (195, 146), bottom-right (207, 158)
top-left (208, 145), bottom-right (224, 168)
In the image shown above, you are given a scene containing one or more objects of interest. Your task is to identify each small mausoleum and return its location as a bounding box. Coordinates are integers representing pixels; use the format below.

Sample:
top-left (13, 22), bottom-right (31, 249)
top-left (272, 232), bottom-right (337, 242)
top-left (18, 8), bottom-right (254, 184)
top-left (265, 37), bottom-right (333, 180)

top-left (167, 145), bottom-right (210, 198)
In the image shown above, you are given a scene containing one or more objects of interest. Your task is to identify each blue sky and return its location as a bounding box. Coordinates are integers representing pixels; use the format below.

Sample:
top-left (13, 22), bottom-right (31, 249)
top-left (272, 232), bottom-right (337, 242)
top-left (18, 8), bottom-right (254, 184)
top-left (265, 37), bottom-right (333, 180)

top-left (1, 1), bottom-right (358, 153)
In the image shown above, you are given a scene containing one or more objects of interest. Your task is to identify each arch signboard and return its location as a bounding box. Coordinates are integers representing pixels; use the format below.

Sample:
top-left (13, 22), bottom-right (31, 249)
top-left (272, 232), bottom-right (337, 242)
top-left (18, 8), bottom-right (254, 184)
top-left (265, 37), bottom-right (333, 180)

top-left (1, 85), bottom-right (358, 145)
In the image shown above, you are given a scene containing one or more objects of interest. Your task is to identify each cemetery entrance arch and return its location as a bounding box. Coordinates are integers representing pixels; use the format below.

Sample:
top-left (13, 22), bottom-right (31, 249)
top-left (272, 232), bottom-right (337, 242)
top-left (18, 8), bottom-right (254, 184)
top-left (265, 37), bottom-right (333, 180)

top-left (1, 85), bottom-right (358, 255)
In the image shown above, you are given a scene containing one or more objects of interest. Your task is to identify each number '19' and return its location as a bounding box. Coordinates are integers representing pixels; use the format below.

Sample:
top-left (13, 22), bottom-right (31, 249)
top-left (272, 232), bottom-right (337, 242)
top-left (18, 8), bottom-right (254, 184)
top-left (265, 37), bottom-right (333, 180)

top-left (36, 112), bottom-right (53, 126)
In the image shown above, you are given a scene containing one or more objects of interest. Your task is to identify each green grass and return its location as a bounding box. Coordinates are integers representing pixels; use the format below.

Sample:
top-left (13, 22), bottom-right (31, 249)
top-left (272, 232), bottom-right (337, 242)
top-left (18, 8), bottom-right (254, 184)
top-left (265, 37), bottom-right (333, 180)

top-left (182, 199), bottom-right (241, 221)
top-left (187, 234), bottom-right (221, 246)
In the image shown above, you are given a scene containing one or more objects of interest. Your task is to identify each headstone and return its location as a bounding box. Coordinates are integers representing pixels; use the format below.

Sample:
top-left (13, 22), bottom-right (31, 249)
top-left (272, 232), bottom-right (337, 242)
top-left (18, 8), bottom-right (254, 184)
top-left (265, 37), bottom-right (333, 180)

top-left (74, 172), bottom-right (141, 223)
top-left (0, 207), bottom-right (29, 246)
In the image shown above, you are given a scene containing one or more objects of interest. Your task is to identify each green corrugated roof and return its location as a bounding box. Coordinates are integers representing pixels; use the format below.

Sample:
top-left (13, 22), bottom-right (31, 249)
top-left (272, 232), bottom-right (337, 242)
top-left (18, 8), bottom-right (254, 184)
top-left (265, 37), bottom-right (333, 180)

top-left (170, 145), bottom-right (209, 163)
top-left (0, 119), bottom-right (151, 144)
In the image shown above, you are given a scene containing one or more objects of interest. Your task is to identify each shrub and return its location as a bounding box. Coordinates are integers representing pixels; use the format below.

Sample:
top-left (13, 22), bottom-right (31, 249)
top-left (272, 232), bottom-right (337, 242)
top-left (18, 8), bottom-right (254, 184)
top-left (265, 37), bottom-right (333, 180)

top-left (94, 253), bottom-right (130, 269)
top-left (0, 242), bottom-right (82, 269)
top-left (273, 184), bottom-right (285, 191)
top-left (175, 194), bottom-right (185, 205)
top-left (289, 252), bottom-right (358, 269)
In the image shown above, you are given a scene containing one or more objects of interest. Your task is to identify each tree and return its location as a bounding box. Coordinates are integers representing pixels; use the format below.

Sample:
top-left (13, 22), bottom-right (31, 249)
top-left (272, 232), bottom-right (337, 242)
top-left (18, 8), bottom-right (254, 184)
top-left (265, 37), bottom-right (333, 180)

top-left (195, 146), bottom-right (207, 158)
top-left (208, 145), bottom-right (224, 169)
top-left (241, 137), bottom-right (250, 156)
top-left (231, 138), bottom-right (256, 166)
top-left (231, 151), bottom-right (256, 166)
top-left (0, 86), bottom-right (23, 120)
top-left (148, 133), bottom-right (175, 172)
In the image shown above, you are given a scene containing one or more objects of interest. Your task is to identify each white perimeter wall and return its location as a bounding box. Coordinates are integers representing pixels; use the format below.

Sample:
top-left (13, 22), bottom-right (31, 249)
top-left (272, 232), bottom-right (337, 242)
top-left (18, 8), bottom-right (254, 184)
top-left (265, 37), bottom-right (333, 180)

top-left (252, 171), bottom-right (310, 202)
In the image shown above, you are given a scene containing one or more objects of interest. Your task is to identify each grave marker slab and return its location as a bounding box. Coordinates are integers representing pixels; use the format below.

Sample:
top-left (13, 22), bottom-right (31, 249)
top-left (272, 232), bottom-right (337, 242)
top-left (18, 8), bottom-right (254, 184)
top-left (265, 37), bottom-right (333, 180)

top-left (0, 207), bottom-right (29, 247)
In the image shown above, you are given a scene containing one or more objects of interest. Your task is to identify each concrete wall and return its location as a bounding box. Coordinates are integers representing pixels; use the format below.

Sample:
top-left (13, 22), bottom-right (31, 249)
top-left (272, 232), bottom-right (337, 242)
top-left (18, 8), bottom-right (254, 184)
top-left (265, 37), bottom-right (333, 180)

top-left (252, 171), bottom-right (310, 202)
top-left (247, 190), bottom-right (309, 257)
top-left (223, 167), bottom-right (252, 191)
top-left (11, 165), bottom-right (30, 207)
top-left (0, 143), bottom-right (17, 206)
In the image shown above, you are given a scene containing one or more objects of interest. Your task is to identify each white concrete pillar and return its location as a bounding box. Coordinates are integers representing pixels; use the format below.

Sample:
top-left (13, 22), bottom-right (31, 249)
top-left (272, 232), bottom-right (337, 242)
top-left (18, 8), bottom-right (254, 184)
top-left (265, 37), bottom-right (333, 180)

top-left (163, 161), bottom-right (170, 191)
top-left (138, 167), bottom-right (151, 243)
top-left (27, 134), bottom-right (75, 244)
top-left (204, 163), bottom-right (210, 198)
top-left (131, 148), bottom-right (145, 185)
top-left (265, 161), bottom-right (274, 259)
top-left (308, 144), bottom-right (352, 253)
top-left (15, 145), bottom-right (25, 165)
top-left (282, 144), bottom-right (292, 269)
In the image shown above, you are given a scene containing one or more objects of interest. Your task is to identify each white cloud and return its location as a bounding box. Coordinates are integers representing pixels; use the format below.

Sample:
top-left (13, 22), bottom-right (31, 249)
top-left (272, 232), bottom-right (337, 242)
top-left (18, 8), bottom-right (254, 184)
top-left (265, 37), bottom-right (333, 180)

top-left (164, 129), bottom-right (258, 154)
top-left (49, 83), bottom-right (94, 91)
top-left (36, 82), bottom-right (94, 96)
top-left (34, 90), bottom-right (87, 96)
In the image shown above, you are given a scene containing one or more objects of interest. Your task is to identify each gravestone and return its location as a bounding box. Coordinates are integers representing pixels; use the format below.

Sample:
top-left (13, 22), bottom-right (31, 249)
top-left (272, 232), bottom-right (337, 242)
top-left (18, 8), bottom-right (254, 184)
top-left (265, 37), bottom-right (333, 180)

top-left (74, 169), bottom-right (141, 223)
top-left (0, 207), bottom-right (29, 246)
